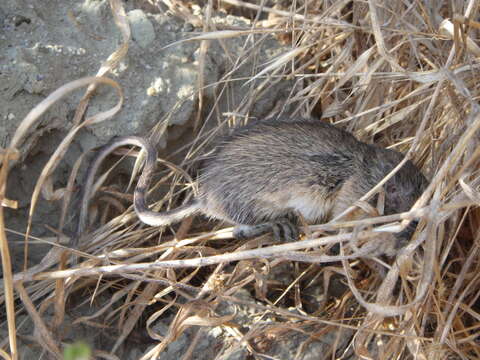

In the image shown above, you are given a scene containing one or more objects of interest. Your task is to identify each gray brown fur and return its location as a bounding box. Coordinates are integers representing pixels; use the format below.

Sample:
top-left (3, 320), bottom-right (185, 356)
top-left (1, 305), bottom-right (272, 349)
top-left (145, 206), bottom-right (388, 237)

top-left (197, 120), bottom-right (427, 240)
top-left (78, 120), bottom-right (428, 243)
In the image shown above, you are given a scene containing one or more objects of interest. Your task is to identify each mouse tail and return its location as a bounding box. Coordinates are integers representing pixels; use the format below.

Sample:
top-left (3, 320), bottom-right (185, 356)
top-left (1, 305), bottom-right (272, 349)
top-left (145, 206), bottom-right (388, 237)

top-left (134, 198), bottom-right (201, 227)
top-left (77, 135), bottom-right (199, 242)
top-left (132, 143), bottom-right (201, 226)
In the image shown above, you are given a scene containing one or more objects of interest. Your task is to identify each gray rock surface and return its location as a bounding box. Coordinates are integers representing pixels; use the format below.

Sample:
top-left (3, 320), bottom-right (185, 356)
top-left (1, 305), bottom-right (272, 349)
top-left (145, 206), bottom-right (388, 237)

top-left (128, 9), bottom-right (156, 49)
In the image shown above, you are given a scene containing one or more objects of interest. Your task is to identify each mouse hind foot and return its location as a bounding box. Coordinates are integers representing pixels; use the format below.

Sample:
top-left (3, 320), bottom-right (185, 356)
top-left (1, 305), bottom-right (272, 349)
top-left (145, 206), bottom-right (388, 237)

top-left (233, 223), bottom-right (272, 240)
top-left (233, 212), bottom-right (300, 242)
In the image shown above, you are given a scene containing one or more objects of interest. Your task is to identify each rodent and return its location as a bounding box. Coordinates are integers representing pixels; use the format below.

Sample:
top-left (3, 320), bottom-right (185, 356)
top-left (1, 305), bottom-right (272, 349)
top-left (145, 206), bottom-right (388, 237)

top-left (77, 119), bottom-right (428, 244)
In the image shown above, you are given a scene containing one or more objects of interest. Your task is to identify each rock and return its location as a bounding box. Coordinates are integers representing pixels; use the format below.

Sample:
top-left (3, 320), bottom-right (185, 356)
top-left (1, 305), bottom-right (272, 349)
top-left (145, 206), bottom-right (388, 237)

top-left (127, 9), bottom-right (156, 49)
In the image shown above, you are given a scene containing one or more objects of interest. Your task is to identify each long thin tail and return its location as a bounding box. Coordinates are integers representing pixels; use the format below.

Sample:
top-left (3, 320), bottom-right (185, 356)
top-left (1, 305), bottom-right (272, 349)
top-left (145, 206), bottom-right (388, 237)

top-left (76, 136), bottom-right (197, 242)
top-left (76, 136), bottom-right (157, 241)
top-left (134, 198), bottom-right (201, 226)
top-left (131, 137), bottom-right (201, 226)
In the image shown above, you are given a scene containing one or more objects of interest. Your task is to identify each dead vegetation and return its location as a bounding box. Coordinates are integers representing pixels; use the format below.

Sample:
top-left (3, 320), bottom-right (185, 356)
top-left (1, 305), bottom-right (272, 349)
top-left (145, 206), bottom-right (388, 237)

top-left (1, 0), bottom-right (480, 359)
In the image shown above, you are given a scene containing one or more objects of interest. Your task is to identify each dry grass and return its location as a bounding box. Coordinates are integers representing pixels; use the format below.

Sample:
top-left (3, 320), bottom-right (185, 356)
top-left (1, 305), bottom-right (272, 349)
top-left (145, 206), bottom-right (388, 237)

top-left (2, 0), bottom-right (480, 359)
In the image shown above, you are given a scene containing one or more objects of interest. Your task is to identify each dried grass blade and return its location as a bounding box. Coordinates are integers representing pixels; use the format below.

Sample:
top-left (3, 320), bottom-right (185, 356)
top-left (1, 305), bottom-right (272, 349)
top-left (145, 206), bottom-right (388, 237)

top-left (440, 271), bottom-right (480, 343)
top-left (1, 198), bottom-right (17, 210)
top-left (102, 0), bottom-right (130, 74)
top-left (440, 18), bottom-right (480, 57)
top-left (59, 154), bottom-right (86, 230)
top-left (246, 46), bottom-right (308, 84)
top-left (459, 176), bottom-right (480, 204)
top-left (330, 46), bottom-right (375, 94)
top-left (364, 100), bottom-right (426, 135)
top-left (367, 0), bottom-right (402, 72)
top-left (71, 0), bottom-right (129, 129)
top-left (0, 151), bottom-right (18, 360)
top-left (74, 282), bottom-right (138, 325)
top-left (222, 0), bottom-right (345, 25)
top-left (21, 77), bottom-right (123, 269)
top-left (28, 230), bottom-right (384, 281)
top-left (182, 313), bottom-right (235, 327)
top-left (162, 29), bottom-right (288, 50)
top-left (127, 150), bottom-right (145, 192)
top-left (9, 77), bottom-right (122, 151)
top-left (436, 228), bottom-right (480, 340)
top-left (111, 283), bottom-right (159, 353)
top-left (193, 1), bottom-right (212, 132)
top-left (160, 0), bottom-right (203, 28)
top-left (15, 283), bottom-right (61, 359)
top-left (0, 348), bottom-right (11, 360)
top-left (146, 298), bottom-right (177, 341)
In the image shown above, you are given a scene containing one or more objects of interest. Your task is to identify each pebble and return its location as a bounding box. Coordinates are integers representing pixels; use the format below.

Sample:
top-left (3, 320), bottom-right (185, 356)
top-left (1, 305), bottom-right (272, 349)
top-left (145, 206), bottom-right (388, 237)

top-left (127, 10), bottom-right (156, 49)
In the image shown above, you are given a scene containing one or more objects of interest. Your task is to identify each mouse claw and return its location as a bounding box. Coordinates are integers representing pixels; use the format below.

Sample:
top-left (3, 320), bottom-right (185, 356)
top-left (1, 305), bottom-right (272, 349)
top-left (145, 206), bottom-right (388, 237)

top-left (271, 219), bottom-right (299, 242)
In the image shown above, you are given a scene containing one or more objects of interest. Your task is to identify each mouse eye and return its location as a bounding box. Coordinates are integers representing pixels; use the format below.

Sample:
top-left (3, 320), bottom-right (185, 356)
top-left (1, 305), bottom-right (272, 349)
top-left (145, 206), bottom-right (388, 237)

top-left (386, 182), bottom-right (398, 194)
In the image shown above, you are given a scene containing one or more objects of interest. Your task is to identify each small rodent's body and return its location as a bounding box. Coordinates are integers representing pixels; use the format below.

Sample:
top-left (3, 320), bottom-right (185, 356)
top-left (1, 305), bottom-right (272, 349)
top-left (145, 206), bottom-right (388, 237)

top-left (200, 120), bottom-right (387, 224)
top-left (79, 119), bottom-right (428, 242)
